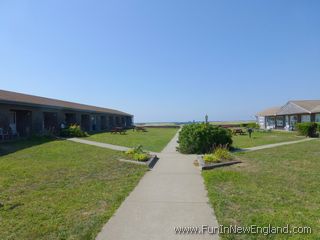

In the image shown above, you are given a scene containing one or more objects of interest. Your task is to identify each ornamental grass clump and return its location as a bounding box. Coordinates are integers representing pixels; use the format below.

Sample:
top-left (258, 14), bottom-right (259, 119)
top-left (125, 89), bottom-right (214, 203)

top-left (203, 145), bottom-right (234, 163)
top-left (125, 145), bottom-right (150, 162)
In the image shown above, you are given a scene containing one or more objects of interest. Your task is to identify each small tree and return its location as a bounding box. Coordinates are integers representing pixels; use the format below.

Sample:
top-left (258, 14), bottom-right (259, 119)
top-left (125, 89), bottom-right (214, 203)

top-left (60, 124), bottom-right (89, 137)
top-left (295, 122), bottom-right (318, 137)
top-left (178, 123), bottom-right (232, 154)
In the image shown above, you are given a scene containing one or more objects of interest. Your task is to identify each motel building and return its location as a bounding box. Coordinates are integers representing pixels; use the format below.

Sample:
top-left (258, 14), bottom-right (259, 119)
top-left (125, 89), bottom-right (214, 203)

top-left (256, 100), bottom-right (320, 130)
top-left (0, 89), bottom-right (133, 137)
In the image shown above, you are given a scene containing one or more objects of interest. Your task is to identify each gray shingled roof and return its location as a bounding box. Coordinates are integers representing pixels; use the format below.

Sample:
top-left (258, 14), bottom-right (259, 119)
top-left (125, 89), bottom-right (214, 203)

top-left (258, 100), bottom-right (320, 116)
top-left (0, 89), bottom-right (132, 116)
top-left (290, 100), bottom-right (320, 112)
top-left (256, 107), bottom-right (281, 116)
top-left (312, 105), bottom-right (320, 113)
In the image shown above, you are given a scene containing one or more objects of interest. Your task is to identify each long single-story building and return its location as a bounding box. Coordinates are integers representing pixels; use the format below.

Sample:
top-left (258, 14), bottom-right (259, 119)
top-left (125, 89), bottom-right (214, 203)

top-left (0, 89), bottom-right (133, 136)
top-left (256, 100), bottom-right (320, 130)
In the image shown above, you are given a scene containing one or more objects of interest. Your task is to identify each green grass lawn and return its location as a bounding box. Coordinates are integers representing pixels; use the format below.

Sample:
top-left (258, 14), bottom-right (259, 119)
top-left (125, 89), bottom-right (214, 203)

top-left (232, 130), bottom-right (305, 149)
top-left (0, 138), bottom-right (147, 240)
top-left (210, 121), bottom-right (254, 125)
top-left (203, 140), bottom-right (320, 239)
top-left (86, 127), bottom-right (178, 152)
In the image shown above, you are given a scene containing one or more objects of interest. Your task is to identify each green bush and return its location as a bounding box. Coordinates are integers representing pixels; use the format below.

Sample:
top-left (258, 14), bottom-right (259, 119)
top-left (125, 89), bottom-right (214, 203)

top-left (295, 122), bottom-right (318, 137)
top-left (203, 146), bottom-right (234, 163)
top-left (246, 122), bottom-right (260, 129)
top-left (60, 124), bottom-right (89, 137)
top-left (178, 123), bottom-right (232, 154)
top-left (239, 122), bottom-right (260, 129)
top-left (125, 145), bottom-right (150, 162)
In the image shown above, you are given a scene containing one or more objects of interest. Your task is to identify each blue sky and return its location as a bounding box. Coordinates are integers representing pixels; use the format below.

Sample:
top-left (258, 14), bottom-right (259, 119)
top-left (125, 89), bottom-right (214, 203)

top-left (1, 0), bottom-right (320, 122)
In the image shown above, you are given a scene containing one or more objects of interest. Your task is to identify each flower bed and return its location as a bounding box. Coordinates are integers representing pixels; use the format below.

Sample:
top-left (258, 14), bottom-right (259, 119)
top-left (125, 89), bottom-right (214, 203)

top-left (122, 145), bottom-right (159, 168)
top-left (197, 146), bottom-right (241, 170)
top-left (124, 145), bottom-right (151, 162)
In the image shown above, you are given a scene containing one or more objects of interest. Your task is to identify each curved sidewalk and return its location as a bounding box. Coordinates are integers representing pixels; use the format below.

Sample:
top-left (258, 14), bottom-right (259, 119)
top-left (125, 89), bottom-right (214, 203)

top-left (67, 137), bottom-right (131, 152)
top-left (95, 131), bottom-right (219, 240)
top-left (235, 137), bottom-right (317, 152)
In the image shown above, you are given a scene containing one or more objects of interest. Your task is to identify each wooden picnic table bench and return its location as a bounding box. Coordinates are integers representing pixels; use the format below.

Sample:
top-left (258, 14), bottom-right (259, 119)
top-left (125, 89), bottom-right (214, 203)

top-left (232, 128), bottom-right (246, 135)
top-left (110, 127), bottom-right (127, 134)
top-left (134, 126), bottom-right (147, 132)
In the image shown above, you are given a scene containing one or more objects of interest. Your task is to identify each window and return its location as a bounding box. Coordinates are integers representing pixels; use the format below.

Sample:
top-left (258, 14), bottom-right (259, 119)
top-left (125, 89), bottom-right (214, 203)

top-left (301, 115), bottom-right (311, 123)
top-left (315, 114), bottom-right (320, 122)
top-left (290, 115), bottom-right (297, 126)
top-left (276, 116), bottom-right (284, 127)
top-left (266, 117), bottom-right (275, 127)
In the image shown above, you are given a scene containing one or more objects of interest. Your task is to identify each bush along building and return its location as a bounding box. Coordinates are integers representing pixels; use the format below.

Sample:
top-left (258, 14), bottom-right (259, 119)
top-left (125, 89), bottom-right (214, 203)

top-left (0, 89), bottom-right (133, 137)
top-left (256, 100), bottom-right (320, 130)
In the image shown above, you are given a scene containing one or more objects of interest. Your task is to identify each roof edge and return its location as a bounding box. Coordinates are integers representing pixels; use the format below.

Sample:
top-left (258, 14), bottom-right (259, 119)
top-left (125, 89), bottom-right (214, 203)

top-left (0, 89), bottom-right (133, 116)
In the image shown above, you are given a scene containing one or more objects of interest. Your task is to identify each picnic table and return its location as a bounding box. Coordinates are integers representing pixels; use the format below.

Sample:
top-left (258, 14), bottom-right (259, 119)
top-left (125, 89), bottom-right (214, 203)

top-left (134, 126), bottom-right (147, 132)
top-left (110, 127), bottom-right (127, 134)
top-left (232, 128), bottom-right (246, 135)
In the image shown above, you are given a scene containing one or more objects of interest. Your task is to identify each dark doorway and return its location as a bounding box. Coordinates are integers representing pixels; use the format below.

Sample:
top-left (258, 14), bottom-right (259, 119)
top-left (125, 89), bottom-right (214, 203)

top-left (126, 116), bottom-right (132, 127)
top-left (65, 113), bottom-right (77, 126)
top-left (115, 116), bottom-right (120, 126)
top-left (43, 112), bottom-right (58, 133)
top-left (0, 112), bottom-right (8, 130)
top-left (12, 110), bottom-right (32, 137)
top-left (101, 116), bottom-right (107, 130)
top-left (91, 116), bottom-right (97, 131)
top-left (121, 117), bottom-right (125, 127)
top-left (81, 114), bottom-right (90, 131)
top-left (109, 116), bottom-right (114, 129)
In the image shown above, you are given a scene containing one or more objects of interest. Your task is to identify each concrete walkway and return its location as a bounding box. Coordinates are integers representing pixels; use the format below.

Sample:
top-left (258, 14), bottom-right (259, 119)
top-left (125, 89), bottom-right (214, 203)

top-left (96, 131), bottom-right (219, 240)
top-left (67, 137), bottom-right (159, 155)
top-left (237, 137), bottom-right (317, 152)
top-left (67, 138), bottom-right (131, 152)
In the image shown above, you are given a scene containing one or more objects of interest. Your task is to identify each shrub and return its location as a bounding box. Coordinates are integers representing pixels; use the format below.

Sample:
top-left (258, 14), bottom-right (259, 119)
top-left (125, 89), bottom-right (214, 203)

top-left (133, 153), bottom-right (150, 161)
top-left (60, 124), bottom-right (89, 137)
top-left (246, 122), bottom-right (260, 129)
top-left (125, 145), bottom-right (150, 161)
top-left (125, 148), bottom-right (136, 155)
top-left (125, 145), bottom-right (144, 155)
top-left (295, 122), bottom-right (318, 137)
top-left (178, 123), bottom-right (232, 154)
top-left (203, 146), bottom-right (234, 163)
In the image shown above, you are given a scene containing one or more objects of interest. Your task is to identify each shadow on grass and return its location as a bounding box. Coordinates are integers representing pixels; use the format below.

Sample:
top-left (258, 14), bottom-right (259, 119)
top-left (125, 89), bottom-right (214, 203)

top-left (0, 136), bottom-right (58, 157)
